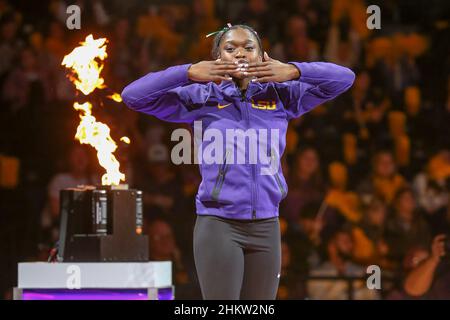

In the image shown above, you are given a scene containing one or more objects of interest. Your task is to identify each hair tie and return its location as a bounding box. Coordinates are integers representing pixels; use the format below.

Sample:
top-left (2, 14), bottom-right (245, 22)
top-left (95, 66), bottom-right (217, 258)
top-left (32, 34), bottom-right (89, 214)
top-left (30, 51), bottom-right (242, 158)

top-left (205, 23), bottom-right (233, 38)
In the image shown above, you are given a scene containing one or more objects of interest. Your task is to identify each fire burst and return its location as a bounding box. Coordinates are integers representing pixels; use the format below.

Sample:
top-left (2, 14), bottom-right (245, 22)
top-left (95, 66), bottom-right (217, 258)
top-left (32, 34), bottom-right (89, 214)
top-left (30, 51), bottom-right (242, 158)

top-left (62, 35), bottom-right (107, 95)
top-left (62, 35), bottom-right (126, 185)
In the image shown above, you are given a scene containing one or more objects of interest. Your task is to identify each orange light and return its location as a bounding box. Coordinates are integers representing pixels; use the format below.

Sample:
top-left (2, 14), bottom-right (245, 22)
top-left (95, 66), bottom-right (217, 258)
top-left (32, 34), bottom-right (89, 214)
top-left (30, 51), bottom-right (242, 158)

top-left (120, 136), bottom-right (131, 144)
top-left (107, 93), bottom-right (123, 102)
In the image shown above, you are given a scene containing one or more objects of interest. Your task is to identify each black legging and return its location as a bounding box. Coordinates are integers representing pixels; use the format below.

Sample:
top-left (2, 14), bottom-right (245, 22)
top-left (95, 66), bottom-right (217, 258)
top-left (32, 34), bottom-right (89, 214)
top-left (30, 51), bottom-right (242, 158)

top-left (193, 214), bottom-right (281, 300)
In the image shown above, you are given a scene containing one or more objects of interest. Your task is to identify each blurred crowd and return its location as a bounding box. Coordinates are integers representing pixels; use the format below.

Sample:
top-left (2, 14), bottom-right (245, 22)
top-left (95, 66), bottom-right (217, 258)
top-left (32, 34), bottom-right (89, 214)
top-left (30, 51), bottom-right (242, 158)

top-left (0, 0), bottom-right (449, 300)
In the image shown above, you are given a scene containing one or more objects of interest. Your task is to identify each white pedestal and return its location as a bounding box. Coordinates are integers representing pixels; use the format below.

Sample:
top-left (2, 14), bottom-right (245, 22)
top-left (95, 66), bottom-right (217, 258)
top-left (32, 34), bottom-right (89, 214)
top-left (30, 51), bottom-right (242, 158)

top-left (14, 261), bottom-right (174, 300)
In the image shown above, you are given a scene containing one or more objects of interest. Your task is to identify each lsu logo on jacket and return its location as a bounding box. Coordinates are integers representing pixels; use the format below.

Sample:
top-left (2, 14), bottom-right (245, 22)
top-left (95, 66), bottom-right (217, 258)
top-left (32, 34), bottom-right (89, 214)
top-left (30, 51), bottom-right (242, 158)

top-left (251, 100), bottom-right (277, 110)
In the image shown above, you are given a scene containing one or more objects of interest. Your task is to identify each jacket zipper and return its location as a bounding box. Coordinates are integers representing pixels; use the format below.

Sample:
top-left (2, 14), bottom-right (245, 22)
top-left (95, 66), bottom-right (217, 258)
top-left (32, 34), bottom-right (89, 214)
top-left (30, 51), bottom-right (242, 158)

top-left (239, 84), bottom-right (257, 219)
top-left (211, 149), bottom-right (230, 201)
top-left (271, 148), bottom-right (287, 198)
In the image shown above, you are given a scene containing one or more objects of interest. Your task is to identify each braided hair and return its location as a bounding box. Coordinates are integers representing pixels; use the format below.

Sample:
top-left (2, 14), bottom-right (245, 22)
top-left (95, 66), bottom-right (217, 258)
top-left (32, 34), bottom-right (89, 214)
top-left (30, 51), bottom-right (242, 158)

top-left (210, 24), bottom-right (263, 59)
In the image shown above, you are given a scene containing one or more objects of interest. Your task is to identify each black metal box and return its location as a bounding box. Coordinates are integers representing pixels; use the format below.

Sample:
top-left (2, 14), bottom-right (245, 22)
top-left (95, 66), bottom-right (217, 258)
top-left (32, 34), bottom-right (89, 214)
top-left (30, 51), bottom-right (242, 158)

top-left (57, 185), bottom-right (148, 262)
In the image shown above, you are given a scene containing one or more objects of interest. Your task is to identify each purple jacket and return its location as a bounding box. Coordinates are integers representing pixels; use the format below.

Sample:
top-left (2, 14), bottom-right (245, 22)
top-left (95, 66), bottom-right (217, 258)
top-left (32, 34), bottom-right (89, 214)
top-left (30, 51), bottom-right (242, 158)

top-left (121, 62), bottom-right (355, 220)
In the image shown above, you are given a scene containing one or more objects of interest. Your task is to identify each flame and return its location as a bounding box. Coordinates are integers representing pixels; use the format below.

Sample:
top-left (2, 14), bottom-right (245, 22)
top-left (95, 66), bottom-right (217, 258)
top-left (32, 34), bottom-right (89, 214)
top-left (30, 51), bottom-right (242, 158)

top-left (107, 93), bottom-right (123, 102)
top-left (74, 102), bottom-right (125, 185)
top-left (63, 34), bottom-right (127, 186)
top-left (120, 136), bottom-right (131, 144)
top-left (62, 35), bottom-right (107, 95)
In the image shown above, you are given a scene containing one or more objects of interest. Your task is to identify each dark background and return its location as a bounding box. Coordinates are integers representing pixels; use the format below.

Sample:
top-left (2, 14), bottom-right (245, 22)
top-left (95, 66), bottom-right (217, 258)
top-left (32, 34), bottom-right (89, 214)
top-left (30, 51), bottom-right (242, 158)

top-left (0, 0), bottom-right (449, 299)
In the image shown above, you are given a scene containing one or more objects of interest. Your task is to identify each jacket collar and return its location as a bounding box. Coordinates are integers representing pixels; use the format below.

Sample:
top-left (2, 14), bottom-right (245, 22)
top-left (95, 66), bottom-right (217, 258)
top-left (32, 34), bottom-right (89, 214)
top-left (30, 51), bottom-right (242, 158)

top-left (218, 80), bottom-right (265, 99)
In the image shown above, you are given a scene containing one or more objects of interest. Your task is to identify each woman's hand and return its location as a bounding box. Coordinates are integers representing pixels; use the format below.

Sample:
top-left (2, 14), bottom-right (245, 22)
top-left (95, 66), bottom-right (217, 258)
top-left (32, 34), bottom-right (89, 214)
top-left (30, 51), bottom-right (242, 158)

top-left (244, 52), bottom-right (301, 83)
top-left (188, 59), bottom-right (244, 82)
top-left (430, 234), bottom-right (446, 263)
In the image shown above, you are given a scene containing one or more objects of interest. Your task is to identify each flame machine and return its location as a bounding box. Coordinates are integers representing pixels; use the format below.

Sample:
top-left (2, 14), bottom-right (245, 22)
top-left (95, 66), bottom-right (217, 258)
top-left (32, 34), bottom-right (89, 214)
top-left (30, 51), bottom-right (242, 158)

top-left (56, 36), bottom-right (148, 262)
top-left (57, 184), bottom-right (148, 262)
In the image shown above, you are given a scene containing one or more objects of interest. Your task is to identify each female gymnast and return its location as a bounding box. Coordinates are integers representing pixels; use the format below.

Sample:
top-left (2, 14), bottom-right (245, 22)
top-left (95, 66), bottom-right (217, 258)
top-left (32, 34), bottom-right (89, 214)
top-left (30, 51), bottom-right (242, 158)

top-left (121, 24), bottom-right (355, 300)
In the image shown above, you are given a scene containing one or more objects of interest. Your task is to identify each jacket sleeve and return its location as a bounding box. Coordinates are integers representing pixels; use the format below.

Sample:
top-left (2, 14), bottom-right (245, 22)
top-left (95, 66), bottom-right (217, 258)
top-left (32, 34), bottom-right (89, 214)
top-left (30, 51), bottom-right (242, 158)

top-left (277, 62), bottom-right (355, 119)
top-left (121, 64), bottom-right (200, 123)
